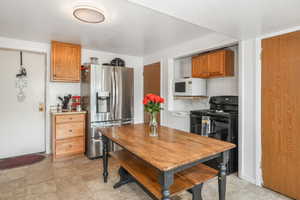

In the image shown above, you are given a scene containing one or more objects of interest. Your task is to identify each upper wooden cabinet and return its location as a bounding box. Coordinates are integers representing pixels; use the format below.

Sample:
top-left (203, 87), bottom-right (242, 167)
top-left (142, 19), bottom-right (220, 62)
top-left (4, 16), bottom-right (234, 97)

top-left (51, 41), bottom-right (81, 82)
top-left (192, 54), bottom-right (209, 78)
top-left (192, 49), bottom-right (234, 78)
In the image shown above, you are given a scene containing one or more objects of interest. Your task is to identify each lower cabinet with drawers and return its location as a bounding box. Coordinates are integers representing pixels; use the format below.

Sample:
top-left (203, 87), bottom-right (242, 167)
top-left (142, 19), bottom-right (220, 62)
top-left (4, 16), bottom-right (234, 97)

top-left (51, 112), bottom-right (86, 161)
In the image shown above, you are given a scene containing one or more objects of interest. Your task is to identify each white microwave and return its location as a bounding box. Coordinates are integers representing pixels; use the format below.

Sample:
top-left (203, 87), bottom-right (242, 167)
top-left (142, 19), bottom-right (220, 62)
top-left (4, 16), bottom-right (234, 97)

top-left (174, 78), bottom-right (206, 96)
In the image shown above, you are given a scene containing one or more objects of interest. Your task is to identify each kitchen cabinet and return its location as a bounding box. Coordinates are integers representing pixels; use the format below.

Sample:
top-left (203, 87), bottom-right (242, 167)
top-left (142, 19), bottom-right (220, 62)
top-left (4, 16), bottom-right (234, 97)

top-left (192, 49), bottom-right (234, 78)
top-left (51, 41), bottom-right (81, 82)
top-left (51, 112), bottom-right (86, 161)
top-left (192, 54), bottom-right (209, 78)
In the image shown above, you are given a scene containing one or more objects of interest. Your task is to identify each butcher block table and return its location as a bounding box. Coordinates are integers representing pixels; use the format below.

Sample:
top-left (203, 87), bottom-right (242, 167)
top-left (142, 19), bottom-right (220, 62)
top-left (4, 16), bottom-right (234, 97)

top-left (100, 124), bottom-right (236, 200)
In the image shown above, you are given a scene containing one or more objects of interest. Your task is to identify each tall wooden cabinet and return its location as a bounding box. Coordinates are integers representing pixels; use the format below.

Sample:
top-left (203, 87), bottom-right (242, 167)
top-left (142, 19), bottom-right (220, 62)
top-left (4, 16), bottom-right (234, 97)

top-left (51, 41), bottom-right (81, 82)
top-left (192, 49), bottom-right (234, 78)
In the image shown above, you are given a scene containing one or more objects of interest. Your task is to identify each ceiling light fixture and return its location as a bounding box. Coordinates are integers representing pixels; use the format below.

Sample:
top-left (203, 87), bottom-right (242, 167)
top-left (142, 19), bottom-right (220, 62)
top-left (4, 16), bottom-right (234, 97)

top-left (73, 5), bottom-right (105, 23)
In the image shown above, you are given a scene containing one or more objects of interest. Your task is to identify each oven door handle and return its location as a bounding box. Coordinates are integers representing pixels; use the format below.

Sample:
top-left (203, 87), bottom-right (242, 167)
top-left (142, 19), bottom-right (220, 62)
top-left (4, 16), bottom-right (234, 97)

top-left (190, 114), bottom-right (203, 118)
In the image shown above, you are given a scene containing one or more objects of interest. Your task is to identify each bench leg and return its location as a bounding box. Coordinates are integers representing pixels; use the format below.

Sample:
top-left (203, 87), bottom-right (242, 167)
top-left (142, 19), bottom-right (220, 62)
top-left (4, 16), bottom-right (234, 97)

top-left (188, 183), bottom-right (203, 200)
top-left (113, 167), bottom-right (135, 189)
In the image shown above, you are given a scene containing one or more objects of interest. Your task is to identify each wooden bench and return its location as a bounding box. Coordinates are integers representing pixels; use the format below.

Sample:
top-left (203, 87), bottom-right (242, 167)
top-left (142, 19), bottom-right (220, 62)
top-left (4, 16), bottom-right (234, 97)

top-left (110, 150), bottom-right (218, 200)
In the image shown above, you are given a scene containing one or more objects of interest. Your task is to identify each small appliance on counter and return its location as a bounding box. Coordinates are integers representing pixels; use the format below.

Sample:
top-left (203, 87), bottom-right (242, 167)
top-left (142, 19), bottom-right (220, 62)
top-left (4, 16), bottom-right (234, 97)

top-left (174, 78), bottom-right (206, 96)
top-left (71, 96), bottom-right (82, 111)
top-left (190, 96), bottom-right (238, 174)
top-left (103, 58), bottom-right (125, 67)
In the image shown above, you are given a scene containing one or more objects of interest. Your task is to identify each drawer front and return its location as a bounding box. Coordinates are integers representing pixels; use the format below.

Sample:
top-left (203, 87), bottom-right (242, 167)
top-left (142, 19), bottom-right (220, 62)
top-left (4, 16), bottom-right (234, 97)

top-left (56, 122), bottom-right (84, 140)
top-left (56, 114), bottom-right (85, 124)
top-left (56, 137), bottom-right (84, 157)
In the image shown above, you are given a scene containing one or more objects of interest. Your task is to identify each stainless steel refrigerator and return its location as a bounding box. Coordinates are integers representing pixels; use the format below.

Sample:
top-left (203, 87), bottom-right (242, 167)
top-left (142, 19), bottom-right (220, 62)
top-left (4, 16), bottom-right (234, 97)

top-left (81, 64), bottom-right (134, 159)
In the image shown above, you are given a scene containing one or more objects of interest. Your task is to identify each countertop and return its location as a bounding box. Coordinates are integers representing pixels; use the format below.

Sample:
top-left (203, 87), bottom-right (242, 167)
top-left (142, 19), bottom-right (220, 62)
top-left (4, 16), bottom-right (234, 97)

top-left (51, 111), bottom-right (87, 115)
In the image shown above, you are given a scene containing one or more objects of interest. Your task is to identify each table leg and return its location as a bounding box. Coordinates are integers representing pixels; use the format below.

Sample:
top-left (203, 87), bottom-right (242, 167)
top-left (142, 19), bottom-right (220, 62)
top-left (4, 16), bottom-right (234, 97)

top-left (102, 136), bottom-right (109, 183)
top-left (218, 151), bottom-right (229, 200)
top-left (159, 171), bottom-right (174, 200)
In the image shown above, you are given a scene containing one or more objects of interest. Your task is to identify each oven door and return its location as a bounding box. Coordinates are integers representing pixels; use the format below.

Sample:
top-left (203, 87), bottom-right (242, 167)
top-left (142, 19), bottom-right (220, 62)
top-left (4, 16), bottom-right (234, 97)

top-left (174, 81), bottom-right (187, 96)
top-left (190, 114), bottom-right (229, 139)
top-left (209, 117), bottom-right (229, 140)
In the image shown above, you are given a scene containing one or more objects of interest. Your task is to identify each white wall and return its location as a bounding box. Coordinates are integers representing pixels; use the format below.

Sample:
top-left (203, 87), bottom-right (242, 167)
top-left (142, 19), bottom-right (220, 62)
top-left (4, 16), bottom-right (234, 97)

top-left (0, 36), bottom-right (143, 154)
top-left (238, 39), bottom-right (258, 184)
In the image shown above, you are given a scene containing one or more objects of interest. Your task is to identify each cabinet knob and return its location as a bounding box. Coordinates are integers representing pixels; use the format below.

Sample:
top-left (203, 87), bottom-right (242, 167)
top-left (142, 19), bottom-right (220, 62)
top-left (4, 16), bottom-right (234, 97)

top-left (69, 117), bottom-right (73, 120)
top-left (69, 129), bottom-right (73, 132)
top-left (68, 144), bottom-right (72, 148)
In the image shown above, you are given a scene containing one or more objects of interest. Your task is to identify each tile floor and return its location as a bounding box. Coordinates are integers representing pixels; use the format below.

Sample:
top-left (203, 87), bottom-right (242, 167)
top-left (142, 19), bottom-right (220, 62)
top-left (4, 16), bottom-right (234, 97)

top-left (0, 155), bottom-right (291, 200)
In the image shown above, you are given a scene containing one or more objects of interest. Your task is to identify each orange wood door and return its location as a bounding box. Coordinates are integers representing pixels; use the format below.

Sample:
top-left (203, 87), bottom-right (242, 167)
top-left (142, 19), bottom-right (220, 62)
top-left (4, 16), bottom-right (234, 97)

top-left (143, 62), bottom-right (161, 124)
top-left (192, 54), bottom-right (209, 78)
top-left (262, 31), bottom-right (300, 200)
top-left (51, 41), bottom-right (81, 82)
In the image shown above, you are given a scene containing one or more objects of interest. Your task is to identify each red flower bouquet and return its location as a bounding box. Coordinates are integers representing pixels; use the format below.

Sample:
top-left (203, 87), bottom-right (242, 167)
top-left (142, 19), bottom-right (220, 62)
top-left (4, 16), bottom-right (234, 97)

top-left (143, 94), bottom-right (165, 136)
top-left (143, 93), bottom-right (164, 113)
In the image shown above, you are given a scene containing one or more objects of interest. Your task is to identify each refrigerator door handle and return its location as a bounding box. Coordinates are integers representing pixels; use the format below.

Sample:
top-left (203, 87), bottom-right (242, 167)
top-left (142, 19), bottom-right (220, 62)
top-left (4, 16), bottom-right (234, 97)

top-left (112, 68), bottom-right (116, 120)
top-left (115, 68), bottom-right (119, 120)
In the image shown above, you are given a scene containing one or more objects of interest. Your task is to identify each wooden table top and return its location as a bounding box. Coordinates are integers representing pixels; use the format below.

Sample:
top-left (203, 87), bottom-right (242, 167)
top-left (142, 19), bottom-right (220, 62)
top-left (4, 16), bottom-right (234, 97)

top-left (100, 124), bottom-right (236, 171)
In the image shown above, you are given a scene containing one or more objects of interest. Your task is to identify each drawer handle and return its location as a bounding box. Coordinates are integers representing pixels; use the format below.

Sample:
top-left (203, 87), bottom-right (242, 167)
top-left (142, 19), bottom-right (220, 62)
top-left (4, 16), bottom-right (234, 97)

top-left (69, 129), bottom-right (73, 132)
top-left (69, 117), bottom-right (73, 120)
top-left (68, 144), bottom-right (73, 148)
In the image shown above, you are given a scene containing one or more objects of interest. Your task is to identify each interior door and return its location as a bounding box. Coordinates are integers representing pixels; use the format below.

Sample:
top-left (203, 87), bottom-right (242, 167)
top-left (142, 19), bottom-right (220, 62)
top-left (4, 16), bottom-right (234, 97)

top-left (143, 62), bottom-right (161, 124)
top-left (114, 67), bottom-right (134, 122)
top-left (0, 49), bottom-right (46, 159)
top-left (262, 31), bottom-right (300, 199)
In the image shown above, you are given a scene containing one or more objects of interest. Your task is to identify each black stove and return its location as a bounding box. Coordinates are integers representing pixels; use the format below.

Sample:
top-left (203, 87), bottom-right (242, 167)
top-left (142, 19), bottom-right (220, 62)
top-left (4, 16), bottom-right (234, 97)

top-left (190, 96), bottom-right (238, 174)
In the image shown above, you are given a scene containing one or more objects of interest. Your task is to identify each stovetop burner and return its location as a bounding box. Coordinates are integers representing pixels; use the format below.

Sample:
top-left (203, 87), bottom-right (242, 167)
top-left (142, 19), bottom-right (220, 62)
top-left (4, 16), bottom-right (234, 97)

top-left (191, 96), bottom-right (238, 117)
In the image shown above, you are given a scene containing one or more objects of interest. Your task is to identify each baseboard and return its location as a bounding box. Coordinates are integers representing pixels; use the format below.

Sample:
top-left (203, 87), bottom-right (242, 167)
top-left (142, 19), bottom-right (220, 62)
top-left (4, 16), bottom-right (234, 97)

top-left (239, 174), bottom-right (257, 185)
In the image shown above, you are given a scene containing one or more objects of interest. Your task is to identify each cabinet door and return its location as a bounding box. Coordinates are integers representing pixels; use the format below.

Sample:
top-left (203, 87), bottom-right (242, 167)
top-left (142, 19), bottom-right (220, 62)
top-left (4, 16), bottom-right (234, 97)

top-left (208, 51), bottom-right (225, 77)
top-left (51, 41), bottom-right (81, 82)
top-left (208, 50), bottom-right (234, 77)
top-left (192, 54), bottom-right (209, 78)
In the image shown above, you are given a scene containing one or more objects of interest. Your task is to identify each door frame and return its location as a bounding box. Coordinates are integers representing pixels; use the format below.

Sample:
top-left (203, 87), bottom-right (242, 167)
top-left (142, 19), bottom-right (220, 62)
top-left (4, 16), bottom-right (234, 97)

top-left (0, 47), bottom-right (47, 156)
top-left (143, 61), bottom-right (162, 124)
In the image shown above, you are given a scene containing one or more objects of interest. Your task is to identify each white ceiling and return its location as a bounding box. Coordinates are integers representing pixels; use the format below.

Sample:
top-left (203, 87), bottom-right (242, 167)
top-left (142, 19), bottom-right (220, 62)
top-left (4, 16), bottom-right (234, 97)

top-left (129, 0), bottom-right (300, 39)
top-left (0, 0), bottom-right (215, 56)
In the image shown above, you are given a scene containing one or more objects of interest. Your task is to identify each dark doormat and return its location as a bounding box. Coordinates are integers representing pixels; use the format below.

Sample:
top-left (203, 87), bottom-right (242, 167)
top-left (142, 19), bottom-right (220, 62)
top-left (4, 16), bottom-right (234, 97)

top-left (0, 154), bottom-right (45, 170)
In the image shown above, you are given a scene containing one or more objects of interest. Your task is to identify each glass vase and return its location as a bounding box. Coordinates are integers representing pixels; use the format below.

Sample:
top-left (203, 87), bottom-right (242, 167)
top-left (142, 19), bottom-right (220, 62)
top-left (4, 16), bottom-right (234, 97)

top-left (149, 112), bottom-right (158, 136)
